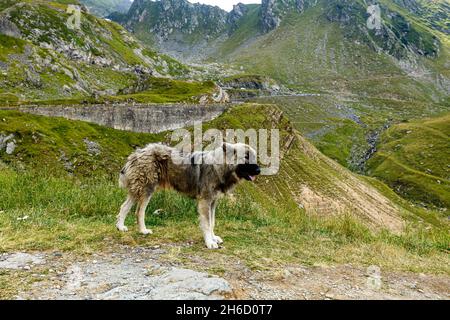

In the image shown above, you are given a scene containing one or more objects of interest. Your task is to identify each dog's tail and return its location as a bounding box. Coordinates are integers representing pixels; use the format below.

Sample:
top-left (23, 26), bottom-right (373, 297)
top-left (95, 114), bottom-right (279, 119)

top-left (118, 167), bottom-right (127, 189)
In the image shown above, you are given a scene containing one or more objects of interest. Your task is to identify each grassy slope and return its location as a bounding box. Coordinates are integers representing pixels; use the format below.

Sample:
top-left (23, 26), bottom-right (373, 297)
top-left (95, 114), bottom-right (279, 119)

top-left (0, 1), bottom-right (192, 104)
top-left (0, 105), bottom-right (448, 283)
top-left (112, 77), bottom-right (216, 104)
top-left (391, 0), bottom-right (450, 35)
top-left (213, 4), bottom-right (261, 59)
top-left (13, 77), bottom-right (217, 106)
top-left (367, 113), bottom-right (450, 209)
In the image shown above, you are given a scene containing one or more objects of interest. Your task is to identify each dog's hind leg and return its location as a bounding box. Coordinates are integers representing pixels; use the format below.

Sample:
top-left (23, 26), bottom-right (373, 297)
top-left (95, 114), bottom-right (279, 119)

top-left (117, 195), bottom-right (135, 232)
top-left (136, 189), bottom-right (154, 235)
top-left (198, 199), bottom-right (218, 249)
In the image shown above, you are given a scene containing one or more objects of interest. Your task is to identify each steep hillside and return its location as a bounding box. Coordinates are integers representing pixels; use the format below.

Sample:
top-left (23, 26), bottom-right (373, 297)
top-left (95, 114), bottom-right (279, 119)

top-left (393, 0), bottom-right (450, 34)
top-left (367, 113), bottom-right (450, 209)
top-left (110, 0), bottom-right (240, 60)
top-left (0, 0), bottom-right (190, 104)
top-left (80, 0), bottom-right (132, 17)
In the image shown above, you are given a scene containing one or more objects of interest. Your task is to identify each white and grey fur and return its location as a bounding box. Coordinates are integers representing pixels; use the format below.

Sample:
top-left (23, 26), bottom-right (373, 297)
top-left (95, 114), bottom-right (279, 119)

top-left (117, 142), bottom-right (260, 249)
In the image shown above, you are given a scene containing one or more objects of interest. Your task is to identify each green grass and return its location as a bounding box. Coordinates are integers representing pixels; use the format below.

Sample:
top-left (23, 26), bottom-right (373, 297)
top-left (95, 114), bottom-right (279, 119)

top-left (214, 4), bottom-right (261, 59)
top-left (9, 76), bottom-right (215, 105)
top-left (0, 0), bottom-right (23, 11)
top-left (0, 35), bottom-right (26, 62)
top-left (0, 94), bottom-right (20, 106)
top-left (0, 110), bottom-right (165, 176)
top-left (367, 113), bottom-right (450, 209)
top-left (0, 162), bottom-right (448, 276)
top-left (252, 91), bottom-right (450, 174)
top-left (111, 77), bottom-right (216, 104)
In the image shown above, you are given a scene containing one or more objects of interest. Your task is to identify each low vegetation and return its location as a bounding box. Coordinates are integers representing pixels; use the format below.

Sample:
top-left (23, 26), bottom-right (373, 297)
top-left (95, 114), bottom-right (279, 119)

top-left (367, 114), bottom-right (450, 209)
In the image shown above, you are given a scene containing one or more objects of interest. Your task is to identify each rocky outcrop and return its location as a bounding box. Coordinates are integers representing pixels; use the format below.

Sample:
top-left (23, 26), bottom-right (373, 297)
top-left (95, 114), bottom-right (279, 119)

top-left (0, 16), bottom-right (21, 38)
top-left (83, 138), bottom-right (101, 156)
top-left (227, 3), bottom-right (249, 33)
top-left (12, 249), bottom-right (232, 300)
top-left (0, 1), bottom-right (189, 102)
top-left (219, 75), bottom-right (283, 101)
top-left (124, 0), bottom-right (228, 39)
top-left (325, 0), bottom-right (440, 58)
top-left (261, 0), bottom-right (311, 32)
top-left (261, 0), bottom-right (280, 32)
top-left (199, 86), bottom-right (230, 105)
top-left (17, 104), bottom-right (228, 134)
top-left (109, 0), bottom-right (336, 62)
top-left (0, 133), bottom-right (16, 155)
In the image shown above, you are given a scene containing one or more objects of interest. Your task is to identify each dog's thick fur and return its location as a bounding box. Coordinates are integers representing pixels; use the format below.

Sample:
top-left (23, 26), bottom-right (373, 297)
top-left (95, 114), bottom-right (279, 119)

top-left (117, 142), bottom-right (260, 249)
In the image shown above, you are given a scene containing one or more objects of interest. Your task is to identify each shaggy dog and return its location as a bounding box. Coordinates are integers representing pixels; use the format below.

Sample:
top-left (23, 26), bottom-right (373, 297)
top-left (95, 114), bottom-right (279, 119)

top-left (117, 142), bottom-right (261, 249)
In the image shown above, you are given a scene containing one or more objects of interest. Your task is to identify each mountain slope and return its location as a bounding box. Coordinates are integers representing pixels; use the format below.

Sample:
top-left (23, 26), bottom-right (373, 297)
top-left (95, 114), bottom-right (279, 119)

top-left (105, 0), bottom-right (450, 208)
top-left (110, 0), bottom-right (232, 60)
top-left (0, 0), bottom-right (189, 103)
top-left (392, 0), bottom-right (450, 34)
top-left (222, 1), bottom-right (448, 100)
top-left (367, 113), bottom-right (450, 209)
top-left (80, 0), bottom-right (132, 17)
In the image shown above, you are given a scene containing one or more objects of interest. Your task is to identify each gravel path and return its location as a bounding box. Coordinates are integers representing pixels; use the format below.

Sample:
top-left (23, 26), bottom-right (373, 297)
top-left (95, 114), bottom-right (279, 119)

top-left (1, 247), bottom-right (448, 300)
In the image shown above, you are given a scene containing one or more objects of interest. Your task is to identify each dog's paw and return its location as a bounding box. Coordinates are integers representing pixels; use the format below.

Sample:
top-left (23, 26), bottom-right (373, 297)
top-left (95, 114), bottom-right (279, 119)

top-left (205, 240), bottom-right (219, 249)
top-left (116, 225), bottom-right (128, 232)
top-left (140, 228), bottom-right (153, 235)
top-left (212, 235), bottom-right (223, 244)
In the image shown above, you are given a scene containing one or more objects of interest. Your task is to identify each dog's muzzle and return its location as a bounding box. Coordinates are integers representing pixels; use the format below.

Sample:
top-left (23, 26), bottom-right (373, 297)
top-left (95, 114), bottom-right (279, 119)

top-left (236, 163), bottom-right (261, 181)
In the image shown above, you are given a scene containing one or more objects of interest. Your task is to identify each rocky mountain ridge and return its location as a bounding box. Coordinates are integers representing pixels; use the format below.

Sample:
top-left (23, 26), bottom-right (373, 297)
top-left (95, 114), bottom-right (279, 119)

top-left (79, 0), bottom-right (132, 17)
top-left (110, 0), bottom-right (447, 64)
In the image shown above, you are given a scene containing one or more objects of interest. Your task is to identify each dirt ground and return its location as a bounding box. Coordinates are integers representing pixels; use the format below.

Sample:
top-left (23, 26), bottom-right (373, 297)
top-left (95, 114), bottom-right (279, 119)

top-left (1, 245), bottom-right (449, 300)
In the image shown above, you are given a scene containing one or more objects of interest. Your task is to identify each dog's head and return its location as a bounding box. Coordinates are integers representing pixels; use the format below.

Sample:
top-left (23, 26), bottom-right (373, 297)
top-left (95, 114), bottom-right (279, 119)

top-left (222, 143), bottom-right (261, 182)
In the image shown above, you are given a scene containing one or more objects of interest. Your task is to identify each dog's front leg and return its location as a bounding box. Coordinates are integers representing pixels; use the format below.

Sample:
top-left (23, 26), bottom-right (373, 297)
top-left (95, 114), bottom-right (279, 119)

top-left (198, 199), bottom-right (218, 249)
top-left (210, 199), bottom-right (223, 245)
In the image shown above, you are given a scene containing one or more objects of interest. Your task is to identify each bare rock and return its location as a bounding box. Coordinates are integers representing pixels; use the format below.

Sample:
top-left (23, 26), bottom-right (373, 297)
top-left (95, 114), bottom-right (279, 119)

top-left (0, 253), bottom-right (45, 270)
top-left (83, 139), bottom-right (101, 156)
top-left (6, 141), bottom-right (16, 154)
top-left (21, 258), bottom-right (232, 300)
top-left (0, 134), bottom-right (16, 154)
